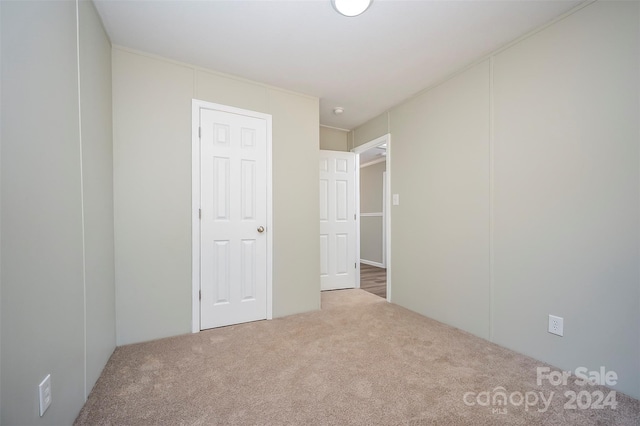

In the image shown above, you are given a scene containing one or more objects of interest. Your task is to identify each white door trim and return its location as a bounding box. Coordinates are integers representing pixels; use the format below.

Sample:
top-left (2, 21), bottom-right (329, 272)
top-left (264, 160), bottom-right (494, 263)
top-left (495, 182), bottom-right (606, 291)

top-left (352, 134), bottom-right (391, 302)
top-left (355, 153), bottom-right (361, 288)
top-left (361, 259), bottom-right (385, 268)
top-left (382, 170), bottom-right (387, 268)
top-left (191, 99), bottom-right (273, 333)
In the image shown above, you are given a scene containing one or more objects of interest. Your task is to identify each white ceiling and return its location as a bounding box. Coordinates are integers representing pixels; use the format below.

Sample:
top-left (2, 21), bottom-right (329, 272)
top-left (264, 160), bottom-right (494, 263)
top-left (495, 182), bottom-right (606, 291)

top-left (94, 0), bottom-right (581, 130)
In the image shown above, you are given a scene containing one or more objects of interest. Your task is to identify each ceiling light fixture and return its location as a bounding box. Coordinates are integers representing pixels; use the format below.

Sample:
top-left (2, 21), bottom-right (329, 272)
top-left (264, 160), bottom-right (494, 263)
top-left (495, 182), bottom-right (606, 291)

top-left (331, 0), bottom-right (372, 17)
top-left (333, 107), bottom-right (344, 115)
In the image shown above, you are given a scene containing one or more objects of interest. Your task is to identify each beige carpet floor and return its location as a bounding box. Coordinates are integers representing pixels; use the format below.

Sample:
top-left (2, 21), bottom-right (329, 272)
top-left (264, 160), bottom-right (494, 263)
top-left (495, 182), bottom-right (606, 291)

top-left (75, 290), bottom-right (639, 425)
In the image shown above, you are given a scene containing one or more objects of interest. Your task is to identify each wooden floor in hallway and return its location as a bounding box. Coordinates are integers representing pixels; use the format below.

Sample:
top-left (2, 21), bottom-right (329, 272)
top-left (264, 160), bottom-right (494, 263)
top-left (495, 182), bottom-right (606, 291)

top-left (360, 263), bottom-right (386, 299)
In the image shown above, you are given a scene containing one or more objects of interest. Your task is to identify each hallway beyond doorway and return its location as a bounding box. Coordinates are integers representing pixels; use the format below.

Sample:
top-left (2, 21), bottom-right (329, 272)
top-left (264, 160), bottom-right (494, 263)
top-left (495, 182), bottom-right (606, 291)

top-left (360, 263), bottom-right (386, 299)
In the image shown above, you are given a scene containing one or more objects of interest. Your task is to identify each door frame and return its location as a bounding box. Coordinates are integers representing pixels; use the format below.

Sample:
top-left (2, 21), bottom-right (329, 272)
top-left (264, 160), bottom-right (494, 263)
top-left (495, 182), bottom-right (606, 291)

top-left (191, 99), bottom-right (273, 333)
top-left (352, 133), bottom-right (391, 302)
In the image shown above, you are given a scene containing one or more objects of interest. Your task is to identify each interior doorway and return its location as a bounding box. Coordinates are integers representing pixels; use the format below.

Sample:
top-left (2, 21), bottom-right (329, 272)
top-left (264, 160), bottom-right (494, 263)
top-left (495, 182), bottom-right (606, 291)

top-left (353, 134), bottom-right (391, 301)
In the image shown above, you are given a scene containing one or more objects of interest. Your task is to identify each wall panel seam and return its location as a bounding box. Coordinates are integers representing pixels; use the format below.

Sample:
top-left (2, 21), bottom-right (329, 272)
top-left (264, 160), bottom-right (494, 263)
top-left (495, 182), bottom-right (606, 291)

top-left (75, 0), bottom-right (88, 400)
top-left (489, 55), bottom-right (495, 343)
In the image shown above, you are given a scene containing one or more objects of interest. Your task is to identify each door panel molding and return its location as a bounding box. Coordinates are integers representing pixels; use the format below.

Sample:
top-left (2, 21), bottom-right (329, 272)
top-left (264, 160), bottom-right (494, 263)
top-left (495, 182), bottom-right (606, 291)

top-left (192, 99), bottom-right (272, 333)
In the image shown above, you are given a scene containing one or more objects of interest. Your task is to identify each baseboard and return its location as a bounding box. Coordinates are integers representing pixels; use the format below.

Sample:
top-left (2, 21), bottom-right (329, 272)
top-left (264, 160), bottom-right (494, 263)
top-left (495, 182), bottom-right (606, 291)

top-left (360, 259), bottom-right (385, 268)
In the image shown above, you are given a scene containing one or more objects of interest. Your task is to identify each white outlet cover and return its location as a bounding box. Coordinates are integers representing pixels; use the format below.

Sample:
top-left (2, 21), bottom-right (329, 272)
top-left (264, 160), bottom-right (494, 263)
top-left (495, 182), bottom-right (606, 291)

top-left (392, 194), bottom-right (400, 206)
top-left (38, 374), bottom-right (52, 416)
top-left (548, 315), bottom-right (564, 337)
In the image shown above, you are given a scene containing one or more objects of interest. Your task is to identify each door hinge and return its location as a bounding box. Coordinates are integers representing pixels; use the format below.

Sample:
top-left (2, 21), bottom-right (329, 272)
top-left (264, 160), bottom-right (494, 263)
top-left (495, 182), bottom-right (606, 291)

top-left (355, 263), bottom-right (357, 268)
top-left (199, 208), bottom-right (201, 219)
top-left (198, 127), bottom-right (201, 139)
top-left (354, 214), bottom-right (356, 220)
top-left (199, 290), bottom-right (201, 301)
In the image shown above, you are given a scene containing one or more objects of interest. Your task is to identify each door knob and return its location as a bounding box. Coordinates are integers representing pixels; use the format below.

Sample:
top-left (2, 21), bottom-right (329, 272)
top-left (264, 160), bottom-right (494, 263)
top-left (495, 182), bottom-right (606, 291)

top-left (257, 226), bottom-right (265, 233)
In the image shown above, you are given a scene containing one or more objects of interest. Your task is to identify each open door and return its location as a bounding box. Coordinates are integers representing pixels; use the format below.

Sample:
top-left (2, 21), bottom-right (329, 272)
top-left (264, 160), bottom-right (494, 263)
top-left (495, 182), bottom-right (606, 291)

top-left (319, 150), bottom-right (357, 291)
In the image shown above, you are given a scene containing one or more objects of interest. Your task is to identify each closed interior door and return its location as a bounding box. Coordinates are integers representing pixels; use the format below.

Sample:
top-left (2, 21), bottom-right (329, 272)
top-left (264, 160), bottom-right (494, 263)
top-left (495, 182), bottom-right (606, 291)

top-left (320, 150), bottom-right (357, 290)
top-left (199, 106), bottom-right (268, 329)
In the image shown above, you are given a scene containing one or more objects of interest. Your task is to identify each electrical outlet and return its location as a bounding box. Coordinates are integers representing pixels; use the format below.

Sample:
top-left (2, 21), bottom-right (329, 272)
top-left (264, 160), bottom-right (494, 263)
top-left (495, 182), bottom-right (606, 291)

top-left (38, 374), bottom-right (52, 416)
top-left (548, 315), bottom-right (564, 337)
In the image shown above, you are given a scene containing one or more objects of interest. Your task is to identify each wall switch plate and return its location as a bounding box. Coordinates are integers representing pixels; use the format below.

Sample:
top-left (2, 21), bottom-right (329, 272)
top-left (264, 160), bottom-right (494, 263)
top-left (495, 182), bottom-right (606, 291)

top-left (38, 374), bottom-right (52, 416)
top-left (392, 194), bottom-right (400, 206)
top-left (548, 315), bottom-right (564, 337)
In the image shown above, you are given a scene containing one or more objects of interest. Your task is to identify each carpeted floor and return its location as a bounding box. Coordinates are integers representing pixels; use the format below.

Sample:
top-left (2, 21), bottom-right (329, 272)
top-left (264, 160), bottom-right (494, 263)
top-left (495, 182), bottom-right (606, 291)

top-left (75, 290), bottom-right (639, 425)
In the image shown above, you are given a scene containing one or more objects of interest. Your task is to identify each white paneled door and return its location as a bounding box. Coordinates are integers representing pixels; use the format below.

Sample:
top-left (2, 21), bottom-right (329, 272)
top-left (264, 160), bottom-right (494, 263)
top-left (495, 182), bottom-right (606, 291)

top-left (197, 103), bottom-right (271, 330)
top-left (320, 151), bottom-right (357, 290)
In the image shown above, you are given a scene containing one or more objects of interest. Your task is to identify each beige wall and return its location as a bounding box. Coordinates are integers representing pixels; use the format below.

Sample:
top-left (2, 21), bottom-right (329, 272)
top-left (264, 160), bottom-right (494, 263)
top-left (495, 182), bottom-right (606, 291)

top-left (355, 1), bottom-right (639, 399)
top-left (390, 60), bottom-right (492, 339)
top-left (352, 112), bottom-right (389, 149)
top-left (269, 89), bottom-right (321, 317)
top-left (113, 50), bottom-right (194, 345)
top-left (361, 217), bottom-right (384, 265)
top-left (320, 126), bottom-right (349, 151)
top-left (360, 161), bottom-right (385, 213)
top-left (0, 0), bottom-right (3, 415)
top-left (113, 48), bottom-right (320, 346)
top-left (491, 1), bottom-right (639, 398)
top-left (1, 1), bottom-right (115, 424)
